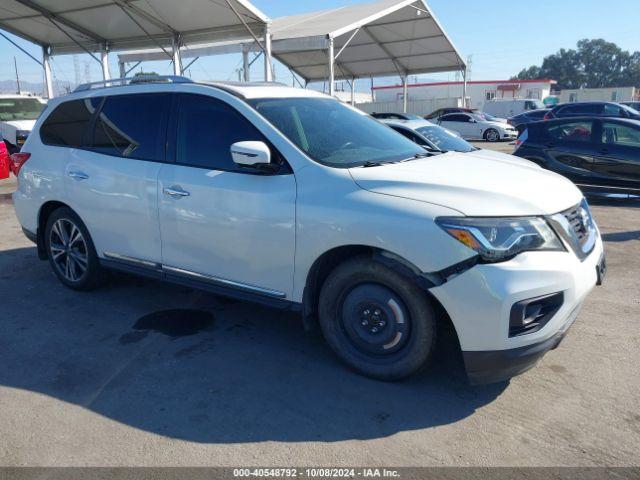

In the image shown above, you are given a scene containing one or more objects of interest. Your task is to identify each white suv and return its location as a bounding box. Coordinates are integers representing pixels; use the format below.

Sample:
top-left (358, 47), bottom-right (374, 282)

top-left (12, 77), bottom-right (606, 384)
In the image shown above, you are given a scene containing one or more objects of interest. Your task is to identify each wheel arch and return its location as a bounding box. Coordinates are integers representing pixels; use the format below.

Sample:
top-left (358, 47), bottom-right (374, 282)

top-left (36, 200), bottom-right (73, 260)
top-left (301, 245), bottom-right (457, 339)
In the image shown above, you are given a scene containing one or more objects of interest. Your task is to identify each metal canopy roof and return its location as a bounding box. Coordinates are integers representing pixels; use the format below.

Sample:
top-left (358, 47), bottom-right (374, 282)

top-left (0, 0), bottom-right (269, 54)
top-left (117, 0), bottom-right (465, 82)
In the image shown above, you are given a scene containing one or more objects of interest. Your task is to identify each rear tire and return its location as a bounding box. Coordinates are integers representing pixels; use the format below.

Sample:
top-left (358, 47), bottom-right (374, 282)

top-left (44, 207), bottom-right (105, 291)
top-left (318, 256), bottom-right (436, 381)
top-left (484, 128), bottom-right (500, 142)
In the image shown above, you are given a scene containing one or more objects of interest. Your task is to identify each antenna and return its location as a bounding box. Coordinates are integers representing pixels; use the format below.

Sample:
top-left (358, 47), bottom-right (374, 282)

top-left (14, 57), bottom-right (21, 95)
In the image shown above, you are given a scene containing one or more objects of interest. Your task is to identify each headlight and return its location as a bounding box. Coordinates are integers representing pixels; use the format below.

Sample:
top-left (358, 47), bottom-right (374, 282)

top-left (436, 217), bottom-right (564, 263)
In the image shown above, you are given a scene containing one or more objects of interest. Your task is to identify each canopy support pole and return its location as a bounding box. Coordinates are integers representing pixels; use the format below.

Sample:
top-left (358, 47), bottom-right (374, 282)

top-left (462, 67), bottom-right (468, 108)
top-left (42, 46), bottom-right (53, 99)
top-left (101, 44), bottom-right (111, 80)
top-left (264, 24), bottom-right (272, 81)
top-left (328, 37), bottom-right (335, 97)
top-left (172, 35), bottom-right (183, 75)
top-left (402, 75), bottom-right (408, 113)
top-left (242, 45), bottom-right (250, 82)
top-left (118, 60), bottom-right (126, 78)
top-left (351, 77), bottom-right (356, 106)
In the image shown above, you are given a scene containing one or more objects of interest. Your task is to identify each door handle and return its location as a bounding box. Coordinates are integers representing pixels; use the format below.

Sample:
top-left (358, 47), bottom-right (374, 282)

top-left (163, 186), bottom-right (190, 198)
top-left (68, 171), bottom-right (89, 181)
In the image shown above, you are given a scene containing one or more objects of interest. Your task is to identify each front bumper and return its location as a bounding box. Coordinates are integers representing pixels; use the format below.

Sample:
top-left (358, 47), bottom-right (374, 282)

top-left (430, 234), bottom-right (604, 384)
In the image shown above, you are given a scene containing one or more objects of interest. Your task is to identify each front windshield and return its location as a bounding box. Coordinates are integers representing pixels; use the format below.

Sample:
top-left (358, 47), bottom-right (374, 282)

top-left (249, 98), bottom-right (425, 168)
top-left (0, 98), bottom-right (44, 121)
top-left (416, 126), bottom-right (476, 153)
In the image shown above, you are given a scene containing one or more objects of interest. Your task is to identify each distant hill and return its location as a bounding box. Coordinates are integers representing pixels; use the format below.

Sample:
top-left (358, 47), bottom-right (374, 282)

top-left (0, 79), bottom-right (74, 96)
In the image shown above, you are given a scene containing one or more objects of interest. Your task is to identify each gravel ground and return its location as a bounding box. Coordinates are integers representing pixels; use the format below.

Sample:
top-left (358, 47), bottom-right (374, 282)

top-left (0, 193), bottom-right (638, 467)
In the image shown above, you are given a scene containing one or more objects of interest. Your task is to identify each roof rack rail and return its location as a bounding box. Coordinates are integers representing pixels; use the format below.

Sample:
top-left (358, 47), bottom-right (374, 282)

top-left (74, 75), bottom-right (193, 93)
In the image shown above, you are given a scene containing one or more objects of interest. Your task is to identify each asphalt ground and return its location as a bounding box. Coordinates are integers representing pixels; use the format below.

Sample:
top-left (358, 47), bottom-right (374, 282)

top-left (0, 153), bottom-right (638, 467)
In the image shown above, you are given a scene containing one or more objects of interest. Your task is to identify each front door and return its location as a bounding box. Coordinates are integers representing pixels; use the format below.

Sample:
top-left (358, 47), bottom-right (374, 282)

top-left (440, 114), bottom-right (476, 138)
top-left (592, 121), bottom-right (640, 191)
top-left (158, 93), bottom-right (296, 300)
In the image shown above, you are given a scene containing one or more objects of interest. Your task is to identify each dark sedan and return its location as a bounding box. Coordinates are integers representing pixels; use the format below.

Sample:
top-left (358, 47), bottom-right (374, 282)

top-left (508, 109), bottom-right (550, 133)
top-left (513, 117), bottom-right (640, 195)
top-left (545, 102), bottom-right (640, 121)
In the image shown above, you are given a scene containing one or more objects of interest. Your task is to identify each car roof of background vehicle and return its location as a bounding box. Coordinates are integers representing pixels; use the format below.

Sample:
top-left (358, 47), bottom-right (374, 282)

top-left (524, 117), bottom-right (640, 128)
top-left (380, 118), bottom-right (446, 130)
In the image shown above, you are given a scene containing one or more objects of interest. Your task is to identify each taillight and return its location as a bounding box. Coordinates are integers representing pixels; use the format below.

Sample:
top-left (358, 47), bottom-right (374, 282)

top-left (543, 112), bottom-right (552, 120)
top-left (10, 152), bottom-right (31, 176)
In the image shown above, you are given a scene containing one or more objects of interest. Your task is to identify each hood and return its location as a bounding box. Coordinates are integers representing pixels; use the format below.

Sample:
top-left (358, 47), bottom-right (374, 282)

top-left (349, 152), bottom-right (582, 216)
top-left (4, 119), bottom-right (36, 131)
top-left (465, 148), bottom-right (540, 168)
top-left (484, 120), bottom-right (511, 129)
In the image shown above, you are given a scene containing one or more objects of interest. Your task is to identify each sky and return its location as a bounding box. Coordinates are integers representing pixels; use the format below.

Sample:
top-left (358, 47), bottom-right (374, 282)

top-left (0, 0), bottom-right (638, 94)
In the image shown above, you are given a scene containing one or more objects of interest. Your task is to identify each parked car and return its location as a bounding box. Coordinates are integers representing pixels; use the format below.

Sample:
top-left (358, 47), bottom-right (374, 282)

top-left (371, 112), bottom-right (423, 121)
top-left (544, 102), bottom-right (640, 121)
top-left (483, 99), bottom-right (546, 118)
top-left (0, 95), bottom-right (46, 153)
top-left (0, 140), bottom-right (9, 179)
top-left (12, 77), bottom-right (605, 385)
top-left (508, 109), bottom-right (551, 133)
top-left (424, 107), bottom-right (477, 121)
top-left (621, 101), bottom-right (640, 112)
top-left (514, 117), bottom-right (640, 195)
top-left (437, 112), bottom-right (518, 142)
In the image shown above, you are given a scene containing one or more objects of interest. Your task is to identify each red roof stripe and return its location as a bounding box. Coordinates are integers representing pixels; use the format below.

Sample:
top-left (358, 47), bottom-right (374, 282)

top-left (372, 79), bottom-right (557, 90)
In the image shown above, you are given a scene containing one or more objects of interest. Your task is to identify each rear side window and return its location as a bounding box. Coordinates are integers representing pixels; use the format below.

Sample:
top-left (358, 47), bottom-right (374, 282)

top-left (561, 104), bottom-right (600, 115)
top-left (546, 121), bottom-right (594, 142)
top-left (441, 114), bottom-right (469, 122)
top-left (89, 93), bottom-right (170, 162)
top-left (176, 94), bottom-right (267, 171)
top-left (40, 98), bottom-right (99, 147)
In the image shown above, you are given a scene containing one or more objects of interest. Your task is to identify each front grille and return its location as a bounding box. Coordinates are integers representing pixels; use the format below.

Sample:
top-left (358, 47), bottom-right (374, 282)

top-left (563, 204), bottom-right (590, 246)
top-left (548, 199), bottom-right (597, 261)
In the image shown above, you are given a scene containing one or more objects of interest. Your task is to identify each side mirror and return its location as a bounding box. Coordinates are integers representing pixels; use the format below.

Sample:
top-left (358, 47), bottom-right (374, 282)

top-left (231, 141), bottom-right (271, 169)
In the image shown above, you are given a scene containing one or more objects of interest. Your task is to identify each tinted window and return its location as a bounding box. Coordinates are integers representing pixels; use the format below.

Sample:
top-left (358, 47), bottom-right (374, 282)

top-left (603, 104), bottom-right (624, 116)
top-left (441, 114), bottom-right (469, 122)
top-left (391, 126), bottom-right (431, 147)
top-left (90, 93), bottom-right (170, 161)
top-left (40, 98), bottom-right (99, 147)
top-left (561, 104), bottom-right (600, 115)
top-left (601, 122), bottom-right (640, 148)
top-left (416, 126), bottom-right (475, 153)
top-left (177, 94), bottom-right (267, 171)
top-left (546, 121), bottom-right (594, 142)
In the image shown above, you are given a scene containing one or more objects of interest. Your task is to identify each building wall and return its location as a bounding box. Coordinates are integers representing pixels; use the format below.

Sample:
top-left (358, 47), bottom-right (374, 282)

top-left (559, 87), bottom-right (638, 103)
top-left (356, 97), bottom-right (462, 116)
top-left (373, 80), bottom-right (555, 111)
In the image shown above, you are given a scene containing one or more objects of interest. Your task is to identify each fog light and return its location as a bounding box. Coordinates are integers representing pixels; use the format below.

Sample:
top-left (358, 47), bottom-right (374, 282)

top-left (509, 292), bottom-right (564, 337)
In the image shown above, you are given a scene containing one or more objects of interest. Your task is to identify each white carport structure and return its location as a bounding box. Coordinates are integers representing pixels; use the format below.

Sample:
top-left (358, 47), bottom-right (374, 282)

top-left (0, 0), bottom-right (271, 98)
top-left (117, 0), bottom-right (467, 111)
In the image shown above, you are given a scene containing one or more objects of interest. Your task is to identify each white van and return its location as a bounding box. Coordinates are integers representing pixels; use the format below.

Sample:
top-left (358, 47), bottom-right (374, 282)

top-left (11, 77), bottom-right (605, 384)
top-left (483, 99), bottom-right (546, 119)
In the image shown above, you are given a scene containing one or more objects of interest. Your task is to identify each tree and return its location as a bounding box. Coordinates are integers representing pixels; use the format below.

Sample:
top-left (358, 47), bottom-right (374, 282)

top-left (514, 39), bottom-right (640, 90)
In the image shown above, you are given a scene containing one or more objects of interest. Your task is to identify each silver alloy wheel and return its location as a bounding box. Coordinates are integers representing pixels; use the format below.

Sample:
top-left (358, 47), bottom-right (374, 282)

top-left (486, 129), bottom-right (499, 142)
top-left (49, 218), bottom-right (88, 282)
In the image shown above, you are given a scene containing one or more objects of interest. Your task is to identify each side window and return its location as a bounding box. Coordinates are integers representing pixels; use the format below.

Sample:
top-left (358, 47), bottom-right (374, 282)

top-left (391, 127), bottom-right (428, 147)
top-left (40, 98), bottom-right (100, 147)
top-left (601, 122), bottom-right (640, 148)
top-left (442, 114), bottom-right (467, 122)
top-left (603, 104), bottom-right (623, 116)
top-left (546, 121), bottom-right (594, 142)
top-left (89, 93), bottom-right (170, 161)
top-left (176, 94), bottom-right (268, 171)
top-left (563, 104), bottom-right (599, 115)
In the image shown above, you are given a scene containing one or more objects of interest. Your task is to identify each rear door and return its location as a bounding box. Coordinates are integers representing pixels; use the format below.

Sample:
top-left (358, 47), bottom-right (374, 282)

top-left (63, 92), bottom-right (170, 265)
top-left (591, 120), bottom-right (640, 191)
top-left (542, 120), bottom-right (597, 184)
top-left (157, 93), bottom-right (296, 300)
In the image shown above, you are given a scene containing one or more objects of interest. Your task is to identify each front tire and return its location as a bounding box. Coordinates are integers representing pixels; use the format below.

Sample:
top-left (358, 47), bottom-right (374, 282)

top-left (318, 257), bottom-right (436, 381)
top-left (484, 128), bottom-right (500, 142)
top-left (44, 207), bottom-right (105, 290)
